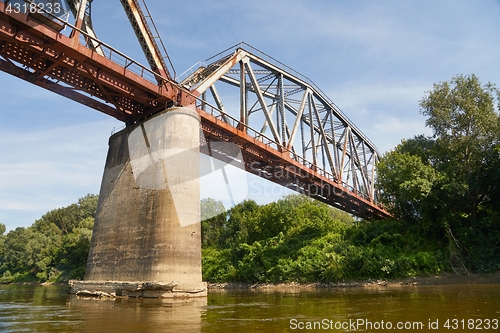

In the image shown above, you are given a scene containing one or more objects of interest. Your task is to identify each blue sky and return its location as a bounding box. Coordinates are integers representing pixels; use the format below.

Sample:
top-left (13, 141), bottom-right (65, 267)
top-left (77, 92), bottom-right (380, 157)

top-left (1, 0), bottom-right (500, 231)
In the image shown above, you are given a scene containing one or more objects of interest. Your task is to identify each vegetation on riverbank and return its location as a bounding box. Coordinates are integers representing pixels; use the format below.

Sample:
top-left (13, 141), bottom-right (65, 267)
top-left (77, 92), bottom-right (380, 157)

top-left (201, 195), bottom-right (447, 283)
top-left (0, 194), bottom-right (448, 284)
top-left (376, 74), bottom-right (500, 274)
top-left (0, 195), bottom-right (96, 283)
top-left (1, 74), bottom-right (499, 284)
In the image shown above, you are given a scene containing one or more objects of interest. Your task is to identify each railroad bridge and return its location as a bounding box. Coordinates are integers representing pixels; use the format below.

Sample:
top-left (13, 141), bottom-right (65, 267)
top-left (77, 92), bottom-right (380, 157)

top-left (0, 0), bottom-right (390, 297)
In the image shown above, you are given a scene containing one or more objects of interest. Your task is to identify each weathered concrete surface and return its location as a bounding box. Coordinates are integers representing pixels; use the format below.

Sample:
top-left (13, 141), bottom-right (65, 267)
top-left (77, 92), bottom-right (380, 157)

top-left (69, 280), bottom-right (206, 298)
top-left (70, 107), bottom-right (206, 298)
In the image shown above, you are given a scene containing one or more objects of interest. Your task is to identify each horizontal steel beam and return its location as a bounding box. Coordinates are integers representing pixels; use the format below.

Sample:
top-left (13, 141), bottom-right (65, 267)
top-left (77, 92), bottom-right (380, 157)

top-left (0, 3), bottom-right (187, 124)
top-left (199, 108), bottom-right (391, 220)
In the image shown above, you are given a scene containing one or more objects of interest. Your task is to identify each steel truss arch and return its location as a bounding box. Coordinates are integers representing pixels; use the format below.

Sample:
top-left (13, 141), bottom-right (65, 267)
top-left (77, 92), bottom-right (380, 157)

top-left (182, 43), bottom-right (387, 218)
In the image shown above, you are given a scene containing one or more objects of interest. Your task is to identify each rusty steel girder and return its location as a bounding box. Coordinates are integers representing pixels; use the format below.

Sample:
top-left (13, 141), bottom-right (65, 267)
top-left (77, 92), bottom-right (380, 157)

top-left (184, 44), bottom-right (391, 219)
top-left (0, 2), bottom-right (190, 124)
top-left (119, 0), bottom-right (174, 81)
top-left (199, 110), bottom-right (390, 220)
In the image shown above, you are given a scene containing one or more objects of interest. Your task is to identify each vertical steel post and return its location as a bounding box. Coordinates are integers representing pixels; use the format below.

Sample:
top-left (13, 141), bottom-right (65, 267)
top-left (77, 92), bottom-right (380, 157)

top-left (70, 0), bottom-right (88, 41)
top-left (239, 60), bottom-right (246, 127)
top-left (308, 94), bottom-right (317, 168)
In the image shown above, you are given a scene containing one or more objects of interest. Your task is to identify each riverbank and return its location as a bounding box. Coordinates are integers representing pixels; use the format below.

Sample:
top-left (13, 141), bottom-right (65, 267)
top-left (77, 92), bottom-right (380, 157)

top-left (4, 272), bottom-right (499, 291)
top-left (207, 271), bottom-right (500, 290)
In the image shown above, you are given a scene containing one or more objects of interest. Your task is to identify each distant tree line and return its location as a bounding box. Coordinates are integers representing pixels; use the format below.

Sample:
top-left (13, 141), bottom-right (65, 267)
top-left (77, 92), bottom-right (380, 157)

top-left (0, 195), bottom-right (96, 283)
top-left (1, 192), bottom-right (447, 284)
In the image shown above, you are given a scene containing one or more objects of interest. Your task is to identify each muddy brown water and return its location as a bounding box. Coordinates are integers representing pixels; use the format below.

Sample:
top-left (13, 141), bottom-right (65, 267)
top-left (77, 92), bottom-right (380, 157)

top-left (0, 283), bottom-right (499, 332)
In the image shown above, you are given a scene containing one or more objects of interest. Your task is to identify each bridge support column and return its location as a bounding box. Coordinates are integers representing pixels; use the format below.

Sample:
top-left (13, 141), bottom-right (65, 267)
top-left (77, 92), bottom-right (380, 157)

top-left (69, 107), bottom-right (206, 298)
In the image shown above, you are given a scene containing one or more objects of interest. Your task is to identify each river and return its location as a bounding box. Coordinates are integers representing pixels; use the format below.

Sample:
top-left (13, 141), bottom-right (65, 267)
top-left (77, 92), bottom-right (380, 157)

top-left (0, 283), bottom-right (499, 332)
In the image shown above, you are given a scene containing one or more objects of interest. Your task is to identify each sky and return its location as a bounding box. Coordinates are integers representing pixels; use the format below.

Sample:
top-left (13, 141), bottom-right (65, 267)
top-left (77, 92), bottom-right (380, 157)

top-left (1, 0), bottom-right (500, 231)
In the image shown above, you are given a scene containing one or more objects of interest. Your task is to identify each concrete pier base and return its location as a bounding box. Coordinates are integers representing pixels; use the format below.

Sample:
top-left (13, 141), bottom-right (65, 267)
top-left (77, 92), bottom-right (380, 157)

top-left (70, 107), bottom-right (206, 298)
top-left (69, 280), bottom-right (207, 298)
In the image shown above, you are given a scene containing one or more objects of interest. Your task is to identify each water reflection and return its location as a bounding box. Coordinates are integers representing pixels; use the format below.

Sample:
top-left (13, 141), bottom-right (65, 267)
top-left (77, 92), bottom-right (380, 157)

top-left (0, 284), bottom-right (499, 332)
top-left (67, 295), bottom-right (207, 333)
top-left (203, 285), bottom-right (500, 332)
top-left (0, 284), bottom-right (76, 333)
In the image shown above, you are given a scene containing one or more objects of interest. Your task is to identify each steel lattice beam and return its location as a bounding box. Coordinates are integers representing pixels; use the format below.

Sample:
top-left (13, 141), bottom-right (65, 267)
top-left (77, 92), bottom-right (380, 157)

top-left (0, 2), bottom-right (185, 123)
top-left (185, 45), bottom-right (390, 218)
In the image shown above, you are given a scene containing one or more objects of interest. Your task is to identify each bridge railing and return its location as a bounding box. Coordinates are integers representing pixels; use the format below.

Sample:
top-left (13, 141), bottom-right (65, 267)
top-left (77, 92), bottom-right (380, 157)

top-left (175, 61), bottom-right (207, 83)
top-left (28, 3), bottom-right (172, 89)
top-left (76, 33), bottom-right (167, 86)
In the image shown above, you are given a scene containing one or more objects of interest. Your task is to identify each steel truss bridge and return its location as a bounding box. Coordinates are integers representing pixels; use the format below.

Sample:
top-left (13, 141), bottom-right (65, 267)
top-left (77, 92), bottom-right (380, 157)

top-left (0, 0), bottom-right (390, 220)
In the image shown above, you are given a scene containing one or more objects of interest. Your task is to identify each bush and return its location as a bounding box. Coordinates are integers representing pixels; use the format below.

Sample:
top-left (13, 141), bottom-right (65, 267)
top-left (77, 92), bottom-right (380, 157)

top-left (201, 195), bottom-right (450, 283)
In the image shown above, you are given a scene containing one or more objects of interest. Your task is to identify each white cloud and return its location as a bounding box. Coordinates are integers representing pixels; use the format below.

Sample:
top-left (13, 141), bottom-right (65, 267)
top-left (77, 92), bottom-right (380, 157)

top-left (0, 120), bottom-right (117, 230)
top-left (368, 117), bottom-right (433, 154)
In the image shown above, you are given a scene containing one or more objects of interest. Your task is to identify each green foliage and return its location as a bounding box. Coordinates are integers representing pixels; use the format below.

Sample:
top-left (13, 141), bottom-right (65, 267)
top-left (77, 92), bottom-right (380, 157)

top-left (202, 248), bottom-right (236, 282)
top-left (377, 149), bottom-right (441, 222)
top-left (201, 195), bottom-right (445, 283)
top-left (420, 74), bottom-right (500, 218)
top-left (0, 195), bottom-right (97, 283)
top-left (0, 224), bottom-right (6, 272)
top-left (377, 74), bottom-right (500, 273)
top-left (201, 198), bottom-right (228, 247)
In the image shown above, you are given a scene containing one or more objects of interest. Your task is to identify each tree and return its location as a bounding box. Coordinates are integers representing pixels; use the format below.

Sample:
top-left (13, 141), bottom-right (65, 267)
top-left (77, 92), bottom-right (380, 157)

top-left (201, 198), bottom-right (227, 247)
top-left (481, 145), bottom-right (500, 214)
top-left (380, 74), bottom-right (500, 225)
top-left (32, 194), bottom-right (98, 236)
top-left (0, 224), bottom-right (6, 269)
top-left (377, 143), bottom-right (441, 223)
top-left (0, 195), bottom-right (97, 282)
top-left (1, 227), bottom-right (34, 272)
top-left (377, 74), bottom-right (500, 272)
top-left (419, 74), bottom-right (500, 221)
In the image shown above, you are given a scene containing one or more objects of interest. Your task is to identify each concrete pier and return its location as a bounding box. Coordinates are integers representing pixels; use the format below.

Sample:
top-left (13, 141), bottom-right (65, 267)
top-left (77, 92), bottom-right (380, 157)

top-left (70, 107), bottom-right (206, 298)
